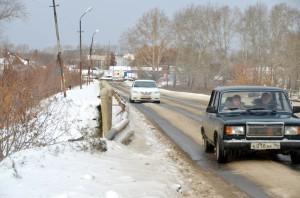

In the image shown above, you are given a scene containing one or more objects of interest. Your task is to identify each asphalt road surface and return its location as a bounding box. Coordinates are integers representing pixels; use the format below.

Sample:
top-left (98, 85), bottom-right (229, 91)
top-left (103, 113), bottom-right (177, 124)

top-left (111, 82), bottom-right (300, 198)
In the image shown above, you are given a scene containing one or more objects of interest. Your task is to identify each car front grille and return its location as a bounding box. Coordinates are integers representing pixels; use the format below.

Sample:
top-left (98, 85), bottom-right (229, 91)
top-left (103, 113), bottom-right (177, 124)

top-left (141, 91), bottom-right (151, 95)
top-left (246, 122), bottom-right (284, 137)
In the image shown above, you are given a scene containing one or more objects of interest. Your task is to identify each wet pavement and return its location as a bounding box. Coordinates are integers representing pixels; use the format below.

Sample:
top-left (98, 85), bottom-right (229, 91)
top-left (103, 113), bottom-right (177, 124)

top-left (111, 82), bottom-right (300, 198)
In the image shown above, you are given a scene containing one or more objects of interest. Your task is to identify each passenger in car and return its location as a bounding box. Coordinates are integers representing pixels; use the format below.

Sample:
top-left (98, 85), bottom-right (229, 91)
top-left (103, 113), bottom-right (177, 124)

top-left (256, 92), bottom-right (276, 109)
top-left (232, 94), bottom-right (244, 109)
top-left (261, 93), bottom-right (272, 104)
top-left (224, 97), bottom-right (233, 109)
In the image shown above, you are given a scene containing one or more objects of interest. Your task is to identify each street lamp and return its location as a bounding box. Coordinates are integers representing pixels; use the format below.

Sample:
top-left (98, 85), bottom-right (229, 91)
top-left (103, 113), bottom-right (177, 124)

top-left (79, 6), bottom-right (93, 89)
top-left (88, 29), bottom-right (99, 84)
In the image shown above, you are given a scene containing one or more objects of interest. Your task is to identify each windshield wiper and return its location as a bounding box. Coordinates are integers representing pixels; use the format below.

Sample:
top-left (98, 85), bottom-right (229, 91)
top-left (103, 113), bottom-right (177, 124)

top-left (220, 108), bottom-right (246, 116)
top-left (247, 107), bottom-right (266, 111)
top-left (247, 108), bottom-right (277, 114)
top-left (228, 107), bottom-right (241, 111)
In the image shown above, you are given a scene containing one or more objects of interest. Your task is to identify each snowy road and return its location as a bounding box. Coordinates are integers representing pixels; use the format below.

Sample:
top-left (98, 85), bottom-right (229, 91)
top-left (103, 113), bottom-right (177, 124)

top-left (112, 82), bottom-right (300, 198)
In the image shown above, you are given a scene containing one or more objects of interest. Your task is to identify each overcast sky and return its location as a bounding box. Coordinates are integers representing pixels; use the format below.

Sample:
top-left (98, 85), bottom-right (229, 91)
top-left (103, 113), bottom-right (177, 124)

top-left (2, 0), bottom-right (300, 50)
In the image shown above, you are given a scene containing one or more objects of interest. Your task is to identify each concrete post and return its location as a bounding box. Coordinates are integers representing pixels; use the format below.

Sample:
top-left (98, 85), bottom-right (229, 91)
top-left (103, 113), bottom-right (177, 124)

top-left (100, 85), bottom-right (112, 138)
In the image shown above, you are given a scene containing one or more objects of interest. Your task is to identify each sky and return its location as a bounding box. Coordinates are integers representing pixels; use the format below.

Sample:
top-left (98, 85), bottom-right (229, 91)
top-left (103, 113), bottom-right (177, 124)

top-left (2, 0), bottom-right (300, 50)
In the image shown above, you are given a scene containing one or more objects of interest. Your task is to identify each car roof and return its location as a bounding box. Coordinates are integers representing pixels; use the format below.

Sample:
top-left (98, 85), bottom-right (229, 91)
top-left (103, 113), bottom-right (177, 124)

top-left (134, 80), bottom-right (155, 82)
top-left (214, 86), bottom-right (285, 92)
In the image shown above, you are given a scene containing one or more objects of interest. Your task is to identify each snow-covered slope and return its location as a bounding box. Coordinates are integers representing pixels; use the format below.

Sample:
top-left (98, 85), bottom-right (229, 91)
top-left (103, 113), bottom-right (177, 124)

top-left (38, 81), bottom-right (101, 142)
top-left (0, 81), bottom-right (186, 198)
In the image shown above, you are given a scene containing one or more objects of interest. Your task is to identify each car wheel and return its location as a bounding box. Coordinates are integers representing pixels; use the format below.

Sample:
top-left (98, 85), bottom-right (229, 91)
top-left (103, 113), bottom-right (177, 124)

top-left (203, 137), bottom-right (214, 153)
top-left (155, 100), bottom-right (160, 104)
top-left (216, 136), bottom-right (227, 163)
top-left (290, 151), bottom-right (300, 164)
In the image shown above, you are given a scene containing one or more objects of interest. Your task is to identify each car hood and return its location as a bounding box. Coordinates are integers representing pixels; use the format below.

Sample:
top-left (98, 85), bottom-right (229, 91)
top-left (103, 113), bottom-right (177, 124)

top-left (218, 113), bottom-right (300, 125)
top-left (131, 87), bottom-right (159, 92)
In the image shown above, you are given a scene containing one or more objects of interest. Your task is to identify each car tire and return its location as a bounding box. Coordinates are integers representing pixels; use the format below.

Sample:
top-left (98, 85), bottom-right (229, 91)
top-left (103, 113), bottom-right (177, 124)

top-left (129, 98), bottom-right (134, 103)
top-left (204, 137), bottom-right (214, 153)
top-left (290, 151), bottom-right (300, 164)
top-left (216, 136), bottom-right (227, 163)
top-left (155, 100), bottom-right (160, 104)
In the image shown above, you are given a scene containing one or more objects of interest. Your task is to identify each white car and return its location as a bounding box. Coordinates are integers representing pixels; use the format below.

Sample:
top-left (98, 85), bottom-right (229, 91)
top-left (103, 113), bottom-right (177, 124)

top-left (130, 80), bottom-right (160, 103)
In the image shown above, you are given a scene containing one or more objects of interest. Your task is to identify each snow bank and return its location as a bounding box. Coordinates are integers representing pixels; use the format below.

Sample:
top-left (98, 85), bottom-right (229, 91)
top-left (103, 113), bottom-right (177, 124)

top-left (122, 80), bottom-right (210, 101)
top-left (160, 89), bottom-right (210, 101)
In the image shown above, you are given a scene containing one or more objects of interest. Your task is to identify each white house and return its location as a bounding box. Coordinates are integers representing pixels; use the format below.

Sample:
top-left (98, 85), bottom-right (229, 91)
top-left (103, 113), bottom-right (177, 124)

top-left (116, 53), bottom-right (135, 66)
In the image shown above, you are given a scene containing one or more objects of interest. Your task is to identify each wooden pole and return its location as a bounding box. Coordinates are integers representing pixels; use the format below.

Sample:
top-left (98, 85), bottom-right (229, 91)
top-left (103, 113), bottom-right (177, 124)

top-left (51, 0), bottom-right (66, 97)
top-left (100, 82), bottom-right (112, 137)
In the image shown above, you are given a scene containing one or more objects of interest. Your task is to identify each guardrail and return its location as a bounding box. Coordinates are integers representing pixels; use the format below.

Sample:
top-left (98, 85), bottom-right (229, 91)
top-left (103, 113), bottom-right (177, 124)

top-left (100, 80), bottom-right (129, 140)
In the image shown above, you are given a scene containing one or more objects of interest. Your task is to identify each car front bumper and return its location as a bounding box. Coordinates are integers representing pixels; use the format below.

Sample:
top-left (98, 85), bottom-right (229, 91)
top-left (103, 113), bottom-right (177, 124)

top-left (223, 139), bottom-right (300, 150)
top-left (131, 93), bottom-right (160, 101)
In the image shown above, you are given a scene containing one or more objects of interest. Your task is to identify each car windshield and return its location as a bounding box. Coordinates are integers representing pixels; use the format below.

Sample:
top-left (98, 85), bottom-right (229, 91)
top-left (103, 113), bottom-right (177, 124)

top-left (134, 81), bottom-right (157, 88)
top-left (219, 91), bottom-right (292, 113)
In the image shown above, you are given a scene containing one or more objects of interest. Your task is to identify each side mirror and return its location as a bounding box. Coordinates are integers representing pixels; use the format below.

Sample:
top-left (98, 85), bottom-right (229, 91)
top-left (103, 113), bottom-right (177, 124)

top-left (206, 106), bottom-right (217, 113)
top-left (293, 106), bottom-right (300, 113)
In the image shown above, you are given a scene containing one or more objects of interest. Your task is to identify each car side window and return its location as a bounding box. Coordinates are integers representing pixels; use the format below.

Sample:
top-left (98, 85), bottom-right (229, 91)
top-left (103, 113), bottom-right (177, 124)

top-left (213, 92), bottom-right (220, 109)
top-left (208, 91), bottom-right (216, 107)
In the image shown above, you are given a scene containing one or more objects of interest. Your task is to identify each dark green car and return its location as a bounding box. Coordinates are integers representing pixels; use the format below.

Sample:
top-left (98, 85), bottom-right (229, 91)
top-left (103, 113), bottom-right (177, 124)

top-left (201, 86), bottom-right (300, 163)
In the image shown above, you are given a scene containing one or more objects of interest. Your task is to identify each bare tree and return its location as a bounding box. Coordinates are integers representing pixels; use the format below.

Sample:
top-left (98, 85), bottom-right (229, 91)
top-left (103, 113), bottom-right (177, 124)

top-left (269, 4), bottom-right (300, 88)
top-left (237, 3), bottom-right (271, 85)
top-left (117, 3), bottom-right (299, 90)
top-left (173, 5), bottom-right (207, 89)
top-left (121, 8), bottom-right (171, 79)
top-left (234, 2), bottom-right (300, 88)
top-left (0, 0), bottom-right (25, 22)
top-left (173, 5), bottom-right (236, 89)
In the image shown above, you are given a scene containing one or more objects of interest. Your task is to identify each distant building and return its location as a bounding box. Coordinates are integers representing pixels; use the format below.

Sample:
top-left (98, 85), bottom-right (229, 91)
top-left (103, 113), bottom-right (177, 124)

top-left (115, 53), bottom-right (135, 66)
top-left (0, 52), bottom-right (36, 75)
top-left (87, 55), bottom-right (107, 68)
top-left (109, 66), bottom-right (133, 78)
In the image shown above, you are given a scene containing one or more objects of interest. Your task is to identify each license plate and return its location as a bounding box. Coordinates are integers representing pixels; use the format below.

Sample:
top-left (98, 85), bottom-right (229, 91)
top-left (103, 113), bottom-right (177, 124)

top-left (251, 142), bottom-right (280, 150)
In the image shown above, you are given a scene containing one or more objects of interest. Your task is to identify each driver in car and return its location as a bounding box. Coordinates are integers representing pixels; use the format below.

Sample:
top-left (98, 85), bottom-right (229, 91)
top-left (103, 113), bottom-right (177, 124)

top-left (257, 92), bottom-right (276, 109)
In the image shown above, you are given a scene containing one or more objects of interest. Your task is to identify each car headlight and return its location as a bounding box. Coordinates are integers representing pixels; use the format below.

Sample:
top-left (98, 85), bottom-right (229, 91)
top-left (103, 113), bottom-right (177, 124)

top-left (154, 91), bottom-right (160, 94)
top-left (132, 90), bottom-right (139, 94)
top-left (285, 126), bottom-right (300, 135)
top-left (225, 126), bottom-right (245, 135)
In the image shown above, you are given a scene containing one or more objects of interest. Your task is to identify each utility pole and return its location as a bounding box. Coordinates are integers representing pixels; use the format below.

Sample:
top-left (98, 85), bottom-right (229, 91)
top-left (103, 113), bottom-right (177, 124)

top-left (50, 0), bottom-right (66, 97)
top-left (166, 65), bottom-right (169, 88)
top-left (79, 19), bottom-right (83, 88)
top-left (89, 29), bottom-right (99, 85)
top-left (79, 7), bottom-right (93, 89)
top-left (107, 41), bottom-right (113, 78)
